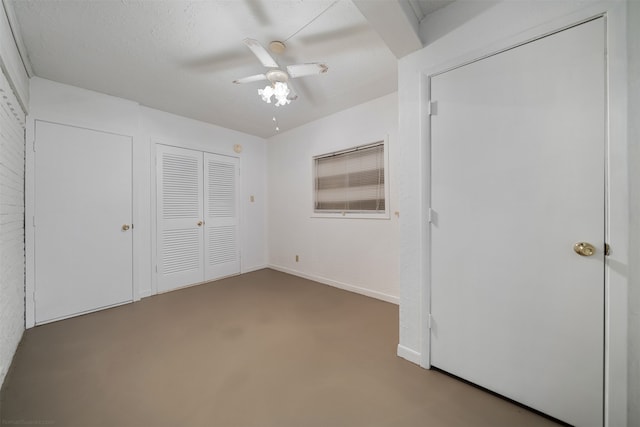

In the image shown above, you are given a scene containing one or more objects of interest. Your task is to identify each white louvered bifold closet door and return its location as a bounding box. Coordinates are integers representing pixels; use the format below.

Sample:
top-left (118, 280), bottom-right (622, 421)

top-left (157, 145), bottom-right (204, 292)
top-left (204, 153), bottom-right (240, 281)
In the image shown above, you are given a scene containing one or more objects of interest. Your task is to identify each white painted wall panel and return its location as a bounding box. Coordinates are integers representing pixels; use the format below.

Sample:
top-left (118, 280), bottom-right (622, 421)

top-left (267, 93), bottom-right (399, 303)
top-left (27, 78), bottom-right (267, 315)
top-left (0, 69), bottom-right (25, 387)
top-left (26, 77), bottom-right (144, 327)
top-left (628, 1), bottom-right (640, 425)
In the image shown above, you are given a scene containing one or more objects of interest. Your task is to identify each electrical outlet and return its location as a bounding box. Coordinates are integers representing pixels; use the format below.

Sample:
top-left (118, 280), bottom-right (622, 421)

top-left (295, 255), bottom-right (299, 262)
top-left (250, 195), bottom-right (255, 202)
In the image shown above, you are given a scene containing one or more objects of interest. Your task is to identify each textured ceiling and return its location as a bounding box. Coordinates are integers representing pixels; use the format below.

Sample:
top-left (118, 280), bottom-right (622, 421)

top-left (10, 0), bottom-right (405, 137)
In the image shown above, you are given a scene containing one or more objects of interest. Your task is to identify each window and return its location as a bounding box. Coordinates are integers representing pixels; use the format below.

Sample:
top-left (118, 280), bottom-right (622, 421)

top-left (313, 140), bottom-right (387, 217)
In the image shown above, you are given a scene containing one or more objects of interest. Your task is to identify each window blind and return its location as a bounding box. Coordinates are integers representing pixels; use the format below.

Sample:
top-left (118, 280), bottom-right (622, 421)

top-left (314, 142), bottom-right (385, 213)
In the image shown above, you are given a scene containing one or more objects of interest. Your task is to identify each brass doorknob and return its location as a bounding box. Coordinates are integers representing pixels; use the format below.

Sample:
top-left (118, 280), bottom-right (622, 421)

top-left (122, 224), bottom-right (130, 231)
top-left (197, 221), bottom-right (203, 226)
top-left (574, 242), bottom-right (595, 257)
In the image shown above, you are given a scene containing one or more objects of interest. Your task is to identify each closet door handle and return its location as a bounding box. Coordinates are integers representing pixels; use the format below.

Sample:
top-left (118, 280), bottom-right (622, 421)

top-left (197, 221), bottom-right (203, 226)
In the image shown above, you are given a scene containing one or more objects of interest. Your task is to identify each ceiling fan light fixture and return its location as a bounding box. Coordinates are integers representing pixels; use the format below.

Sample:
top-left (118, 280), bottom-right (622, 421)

top-left (259, 82), bottom-right (290, 107)
top-left (235, 39), bottom-right (327, 108)
top-left (258, 85), bottom-right (274, 103)
top-left (273, 82), bottom-right (290, 106)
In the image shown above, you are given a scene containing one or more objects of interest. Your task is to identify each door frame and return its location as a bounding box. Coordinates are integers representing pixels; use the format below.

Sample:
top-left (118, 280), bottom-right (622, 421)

top-left (427, 17), bottom-right (606, 425)
top-left (25, 119), bottom-right (138, 326)
top-left (150, 141), bottom-right (242, 295)
top-left (417, 6), bottom-right (628, 427)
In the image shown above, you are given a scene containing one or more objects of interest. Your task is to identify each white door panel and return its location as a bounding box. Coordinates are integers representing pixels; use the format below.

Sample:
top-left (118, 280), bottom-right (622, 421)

top-left (34, 121), bottom-right (133, 324)
top-left (204, 153), bottom-right (240, 280)
top-left (156, 145), bottom-right (204, 292)
top-left (430, 19), bottom-right (604, 426)
top-left (156, 146), bottom-right (240, 292)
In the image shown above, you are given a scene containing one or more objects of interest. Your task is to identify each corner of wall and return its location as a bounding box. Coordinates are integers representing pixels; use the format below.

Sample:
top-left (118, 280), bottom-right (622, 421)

top-left (397, 344), bottom-right (421, 365)
top-left (627, 0), bottom-right (640, 424)
top-left (265, 93), bottom-right (400, 307)
top-left (0, 0), bottom-right (30, 110)
top-left (0, 60), bottom-right (26, 389)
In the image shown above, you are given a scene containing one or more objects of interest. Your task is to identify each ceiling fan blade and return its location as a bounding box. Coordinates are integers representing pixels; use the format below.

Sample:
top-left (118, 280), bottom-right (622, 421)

top-left (243, 38), bottom-right (279, 68)
top-left (232, 74), bottom-right (268, 84)
top-left (286, 63), bottom-right (329, 78)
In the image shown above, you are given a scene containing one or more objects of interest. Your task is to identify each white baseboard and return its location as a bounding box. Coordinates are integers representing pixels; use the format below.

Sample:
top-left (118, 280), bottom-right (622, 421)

top-left (141, 265), bottom-right (267, 299)
top-left (268, 264), bottom-right (399, 305)
top-left (242, 264), bottom-right (268, 274)
top-left (139, 289), bottom-right (153, 299)
top-left (397, 344), bottom-right (421, 365)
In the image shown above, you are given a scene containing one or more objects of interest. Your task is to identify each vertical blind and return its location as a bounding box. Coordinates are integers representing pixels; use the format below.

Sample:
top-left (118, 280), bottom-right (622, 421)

top-left (314, 142), bottom-right (385, 213)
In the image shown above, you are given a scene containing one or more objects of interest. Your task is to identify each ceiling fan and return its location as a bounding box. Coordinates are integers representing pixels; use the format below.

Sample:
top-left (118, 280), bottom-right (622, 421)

top-left (233, 38), bottom-right (329, 106)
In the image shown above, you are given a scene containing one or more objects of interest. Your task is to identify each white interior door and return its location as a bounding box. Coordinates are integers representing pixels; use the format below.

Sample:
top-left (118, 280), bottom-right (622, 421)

top-left (429, 18), bottom-right (605, 427)
top-left (204, 153), bottom-right (240, 281)
top-left (157, 145), bottom-right (204, 292)
top-left (34, 121), bottom-right (133, 324)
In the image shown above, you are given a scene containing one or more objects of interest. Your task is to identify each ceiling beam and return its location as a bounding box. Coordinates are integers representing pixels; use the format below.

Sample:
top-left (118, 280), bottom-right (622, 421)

top-left (353, 0), bottom-right (423, 59)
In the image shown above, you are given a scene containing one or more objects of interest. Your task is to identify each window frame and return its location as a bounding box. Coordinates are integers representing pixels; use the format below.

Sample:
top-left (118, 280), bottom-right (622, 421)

top-left (311, 136), bottom-right (390, 220)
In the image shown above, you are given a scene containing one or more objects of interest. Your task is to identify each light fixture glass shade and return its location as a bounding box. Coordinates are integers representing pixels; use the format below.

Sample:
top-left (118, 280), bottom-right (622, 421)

top-left (258, 85), bottom-right (274, 103)
top-left (258, 82), bottom-right (291, 107)
top-left (273, 82), bottom-right (290, 106)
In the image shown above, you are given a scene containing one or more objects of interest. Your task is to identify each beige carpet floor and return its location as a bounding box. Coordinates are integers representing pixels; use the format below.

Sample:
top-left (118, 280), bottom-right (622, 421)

top-left (0, 269), bottom-right (561, 427)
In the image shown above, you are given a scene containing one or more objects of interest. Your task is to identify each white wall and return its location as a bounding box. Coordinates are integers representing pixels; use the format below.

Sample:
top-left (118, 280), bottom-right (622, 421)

top-left (398, 1), bottom-right (629, 425)
top-left (0, 69), bottom-right (25, 388)
top-left (141, 106), bottom-right (267, 296)
top-left (627, 0), bottom-right (639, 424)
top-left (267, 92), bottom-right (399, 304)
top-left (0, 1), bottom-right (28, 389)
top-left (0, 0), bottom-right (28, 110)
top-left (26, 77), bottom-right (142, 328)
top-left (25, 77), bottom-right (267, 324)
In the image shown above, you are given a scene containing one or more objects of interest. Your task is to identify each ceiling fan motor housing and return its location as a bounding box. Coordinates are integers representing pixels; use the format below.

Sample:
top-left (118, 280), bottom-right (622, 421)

top-left (266, 69), bottom-right (289, 84)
